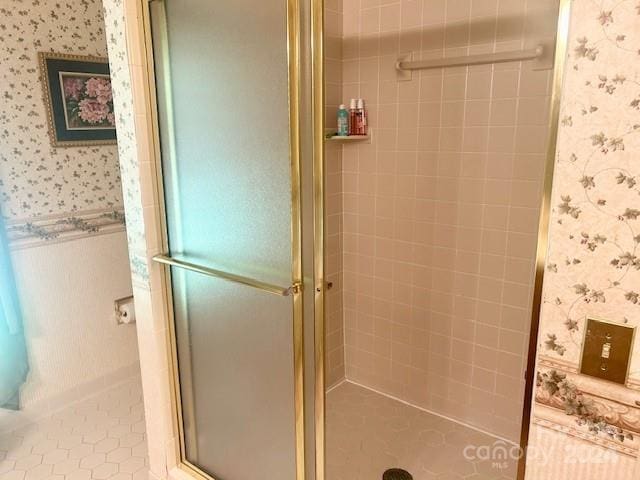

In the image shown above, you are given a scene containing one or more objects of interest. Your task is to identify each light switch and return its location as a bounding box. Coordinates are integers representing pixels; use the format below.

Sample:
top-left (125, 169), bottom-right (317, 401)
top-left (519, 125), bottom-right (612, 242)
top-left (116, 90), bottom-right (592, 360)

top-left (580, 318), bottom-right (635, 384)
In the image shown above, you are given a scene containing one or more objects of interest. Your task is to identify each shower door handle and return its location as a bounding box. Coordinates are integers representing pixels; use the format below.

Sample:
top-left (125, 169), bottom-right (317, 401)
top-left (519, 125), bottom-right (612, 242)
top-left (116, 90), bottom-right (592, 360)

top-left (152, 254), bottom-right (301, 297)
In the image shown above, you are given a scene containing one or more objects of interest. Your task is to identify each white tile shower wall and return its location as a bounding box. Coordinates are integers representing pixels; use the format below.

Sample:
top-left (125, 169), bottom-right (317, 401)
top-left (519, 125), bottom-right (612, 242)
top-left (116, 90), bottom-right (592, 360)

top-left (325, 0), bottom-right (346, 389)
top-left (0, 233), bottom-right (139, 432)
top-left (340, 0), bottom-right (558, 442)
top-left (102, 1), bottom-right (177, 478)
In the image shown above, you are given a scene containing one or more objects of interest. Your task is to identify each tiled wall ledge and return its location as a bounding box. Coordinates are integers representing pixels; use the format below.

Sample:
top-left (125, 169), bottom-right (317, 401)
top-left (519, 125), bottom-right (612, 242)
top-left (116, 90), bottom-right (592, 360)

top-left (534, 356), bottom-right (640, 457)
top-left (6, 208), bottom-right (126, 250)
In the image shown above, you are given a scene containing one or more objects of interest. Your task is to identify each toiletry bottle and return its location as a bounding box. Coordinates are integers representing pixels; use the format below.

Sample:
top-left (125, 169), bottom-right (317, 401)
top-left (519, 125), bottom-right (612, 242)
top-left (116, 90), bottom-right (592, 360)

top-left (337, 104), bottom-right (349, 136)
top-left (356, 98), bottom-right (367, 135)
top-left (348, 98), bottom-right (357, 136)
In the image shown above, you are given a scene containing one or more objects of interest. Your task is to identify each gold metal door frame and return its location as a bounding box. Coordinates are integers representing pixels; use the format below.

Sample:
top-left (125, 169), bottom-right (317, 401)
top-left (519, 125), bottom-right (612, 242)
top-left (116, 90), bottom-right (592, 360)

top-left (311, 2), bottom-right (325, 480)
top-left (139, 1), bottom-right (306, 479)
top-left (517, 1), bottom-right (571, 478)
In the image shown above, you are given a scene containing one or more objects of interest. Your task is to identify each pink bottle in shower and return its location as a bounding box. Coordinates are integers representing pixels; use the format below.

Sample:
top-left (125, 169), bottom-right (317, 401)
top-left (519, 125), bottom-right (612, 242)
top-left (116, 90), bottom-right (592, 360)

top-left (355, 98), bottom-right (367, 135)
top-left (348, 98), bottom-right (358, 135)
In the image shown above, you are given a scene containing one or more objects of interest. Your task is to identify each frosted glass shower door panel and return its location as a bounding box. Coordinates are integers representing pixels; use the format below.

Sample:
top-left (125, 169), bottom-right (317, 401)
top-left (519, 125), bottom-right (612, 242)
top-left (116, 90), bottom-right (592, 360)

top-left (154, 0), bottom-right (293, 285)
top-left (149, 0), bottom-right (298, 479)
top-left (171, 269), bottom-right (296, 480)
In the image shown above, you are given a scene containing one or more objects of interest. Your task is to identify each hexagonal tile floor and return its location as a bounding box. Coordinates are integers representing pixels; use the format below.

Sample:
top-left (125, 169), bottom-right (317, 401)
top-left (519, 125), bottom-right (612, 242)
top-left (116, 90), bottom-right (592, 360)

top-left (0, 378), bottom-right (148, 480)
top-left (326, 382), bottom-right (517, 480)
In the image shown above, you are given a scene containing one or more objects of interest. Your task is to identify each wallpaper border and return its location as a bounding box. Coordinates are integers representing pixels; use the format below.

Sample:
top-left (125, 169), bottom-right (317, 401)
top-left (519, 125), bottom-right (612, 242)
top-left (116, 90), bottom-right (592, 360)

top-left (6, 208), bottom-right (126, 250)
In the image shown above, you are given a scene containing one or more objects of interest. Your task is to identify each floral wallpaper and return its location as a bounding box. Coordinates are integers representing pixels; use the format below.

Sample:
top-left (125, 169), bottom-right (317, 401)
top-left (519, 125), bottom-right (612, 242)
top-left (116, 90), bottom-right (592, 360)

top-left (0, 0), bottom-right (125, 247)
top-left (532, 0), bottom-right (640, 465)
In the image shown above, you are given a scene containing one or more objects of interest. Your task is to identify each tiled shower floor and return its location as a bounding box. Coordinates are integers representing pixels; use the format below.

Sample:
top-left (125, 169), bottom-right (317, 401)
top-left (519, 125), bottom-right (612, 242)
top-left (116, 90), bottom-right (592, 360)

top-left (326, 382), bottom-right (517, 480)
top-left (0, 378), bottom-right (148, 480)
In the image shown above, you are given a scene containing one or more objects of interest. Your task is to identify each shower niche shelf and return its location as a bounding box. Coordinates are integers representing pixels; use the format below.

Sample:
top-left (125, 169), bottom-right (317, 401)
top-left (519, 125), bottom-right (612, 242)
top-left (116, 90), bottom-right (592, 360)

top-left (325, 131), bottom-right (371, 144)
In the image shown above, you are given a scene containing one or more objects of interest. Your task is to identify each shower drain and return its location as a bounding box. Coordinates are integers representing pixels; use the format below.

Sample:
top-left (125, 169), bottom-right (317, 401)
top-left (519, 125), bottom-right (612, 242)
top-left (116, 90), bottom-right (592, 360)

top-left (382, 468), bottom-right (413, 480)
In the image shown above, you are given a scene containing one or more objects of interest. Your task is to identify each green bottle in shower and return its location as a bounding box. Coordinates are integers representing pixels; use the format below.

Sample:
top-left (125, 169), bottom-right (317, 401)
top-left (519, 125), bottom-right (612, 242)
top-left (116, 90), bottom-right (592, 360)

top-left (337, 104), bottom-right (349, 136)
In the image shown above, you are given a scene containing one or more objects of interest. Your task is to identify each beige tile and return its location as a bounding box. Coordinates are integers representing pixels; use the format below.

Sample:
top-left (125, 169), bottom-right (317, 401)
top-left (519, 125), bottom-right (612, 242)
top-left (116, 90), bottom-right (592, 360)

top-left (464, 99), bottom-right (491, 126)
top-left (380, 3), bottom-right (401, 31)
top-left (471, 0), bottom-right (498, 17)
top-left (499, 328), bottom-right (526, 356)
top-left (472, 366), bottom-right (496, 392)
top-left (474, 344), bottom-right (499, 370)
top-left (485, 153), bottom-right (514, 180)
top-left (420, 74), bottom-right (444, 101)
top-left (421, 28), bottom-right (446, 52)
top-left (360, 7), bottom-right (381, 34)
top-left (478, 276), bottom-right (504, 304)
top-left (501, 305), bottom-right (530, 333)
top-left (466, 71), bottom-right (492, 99)
top-left (445, 20), bottom-right (471, 47)
top-left (441, 101), bottom-right (465, 127)
top-left (463, 126), bottom-right (489, 152)
top-left (475, 322), bottom-right (500, 348)
top-left (495, 15), bottom-right (524, 41)
top-left (488, 126), bottom-right (516, 153)
top-left (483, 204), bottom-right (509, 229)
top-left (519, 69), bottom-right (550, 97)
top-left (456, 226), bottom-right (483, 252)
top-left (504, 256), bottom-right (534, 284)
top-left (422, 0), bottom-right (447, 24)
top-left (492, 69), bottom-right (520, 98)
top-left (490, 98), bottom-right (518, 126)
top-left (479, 253), bottom-right (506, 279)
top-left (326, 0), bottom-right (554, 448)
top-left (442, 74), bottom-right (467, 101)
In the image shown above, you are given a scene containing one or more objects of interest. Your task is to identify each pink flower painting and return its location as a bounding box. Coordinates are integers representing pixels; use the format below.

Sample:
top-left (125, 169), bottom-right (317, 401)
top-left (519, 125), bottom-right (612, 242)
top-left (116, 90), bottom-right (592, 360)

top-left (61, 74), bottom-right (116, 129)
top-left (41, 52), bottom-right (117, 146)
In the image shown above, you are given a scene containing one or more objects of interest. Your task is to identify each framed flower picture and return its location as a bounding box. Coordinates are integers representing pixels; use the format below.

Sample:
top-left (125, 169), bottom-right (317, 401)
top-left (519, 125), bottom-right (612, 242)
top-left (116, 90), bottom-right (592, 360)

top-left (39, 52), bottom-right (117, 147)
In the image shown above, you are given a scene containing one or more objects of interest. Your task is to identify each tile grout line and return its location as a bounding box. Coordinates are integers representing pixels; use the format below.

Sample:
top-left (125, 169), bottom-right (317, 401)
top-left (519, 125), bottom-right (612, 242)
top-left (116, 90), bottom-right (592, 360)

top-left (341, 378), bottom-right (520, 447)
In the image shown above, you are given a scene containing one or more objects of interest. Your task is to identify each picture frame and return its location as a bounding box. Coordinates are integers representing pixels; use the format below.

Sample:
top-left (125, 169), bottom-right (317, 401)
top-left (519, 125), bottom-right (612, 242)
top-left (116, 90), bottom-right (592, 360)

top-left (39, 52), bottom-right (117, 147)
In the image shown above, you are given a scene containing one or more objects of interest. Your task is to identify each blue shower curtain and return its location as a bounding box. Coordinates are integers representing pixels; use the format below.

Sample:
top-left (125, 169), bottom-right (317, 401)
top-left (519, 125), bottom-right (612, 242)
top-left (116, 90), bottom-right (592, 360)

top-left (0, 215), bottom-right (28, 410)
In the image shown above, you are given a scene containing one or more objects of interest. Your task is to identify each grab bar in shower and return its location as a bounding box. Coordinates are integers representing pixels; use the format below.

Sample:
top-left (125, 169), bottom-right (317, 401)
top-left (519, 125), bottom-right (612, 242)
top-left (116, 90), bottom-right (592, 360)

top-left (396, 44), bottom-right (546, 73)
top-left (152, 254), bottom-right (301, 297)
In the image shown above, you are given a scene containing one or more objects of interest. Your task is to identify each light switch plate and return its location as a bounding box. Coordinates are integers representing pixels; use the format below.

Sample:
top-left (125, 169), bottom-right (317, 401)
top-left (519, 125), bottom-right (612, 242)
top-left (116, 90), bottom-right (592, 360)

top-left (580, 318), bottom-right (635, 384)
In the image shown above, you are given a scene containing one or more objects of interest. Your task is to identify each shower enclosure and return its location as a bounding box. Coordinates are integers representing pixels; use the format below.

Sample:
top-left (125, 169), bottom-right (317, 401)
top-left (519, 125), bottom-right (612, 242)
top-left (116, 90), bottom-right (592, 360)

top-left (142, 0), bottom-right (569, 479)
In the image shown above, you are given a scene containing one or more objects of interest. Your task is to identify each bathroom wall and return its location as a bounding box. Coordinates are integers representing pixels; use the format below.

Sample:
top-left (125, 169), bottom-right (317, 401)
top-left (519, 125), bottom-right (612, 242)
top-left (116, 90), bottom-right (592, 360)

top-left (7, 234), bottom-right (138, 418)
top-left (339, 0), bottom-right (558, 441)
top-left (100, 0), bottom-right (640, 478)
top-left (325, 0), bottom-right (346, 389)
top-left (527, 0), bottom-right (640, 476)
top-left (0, 0), bottom-right (138, 427)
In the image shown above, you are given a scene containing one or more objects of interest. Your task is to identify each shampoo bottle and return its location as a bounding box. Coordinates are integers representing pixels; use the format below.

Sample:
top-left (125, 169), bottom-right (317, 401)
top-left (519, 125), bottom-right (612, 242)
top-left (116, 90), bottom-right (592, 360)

top-left (348, 98), bottom-right (357, 135)
top-left (356, 98), bottom-right (367, 135)
top-left (337, 104), bottom-right (349, 136)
